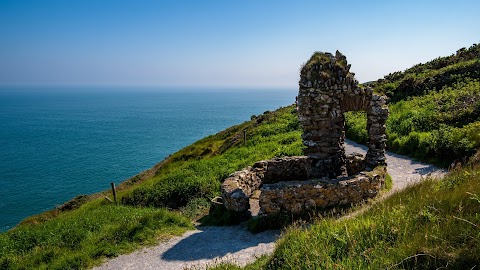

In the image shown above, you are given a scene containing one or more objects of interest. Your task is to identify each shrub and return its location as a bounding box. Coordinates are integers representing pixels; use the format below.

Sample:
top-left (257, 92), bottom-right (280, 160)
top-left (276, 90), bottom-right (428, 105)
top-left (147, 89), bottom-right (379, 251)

top-left (344, 111), bottom-right (368, 144)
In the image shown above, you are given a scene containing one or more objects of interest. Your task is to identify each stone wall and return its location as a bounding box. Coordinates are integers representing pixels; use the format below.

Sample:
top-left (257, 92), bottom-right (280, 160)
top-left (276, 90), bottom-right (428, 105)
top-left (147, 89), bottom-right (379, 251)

top-left (298, 51), bottom-right (389, 177)
top-left (222, 156), bottom-right (309, 212)
top-left (222, 154), bottom-right (373, 213)
top-left (259, 167), bottom-right (386, 215)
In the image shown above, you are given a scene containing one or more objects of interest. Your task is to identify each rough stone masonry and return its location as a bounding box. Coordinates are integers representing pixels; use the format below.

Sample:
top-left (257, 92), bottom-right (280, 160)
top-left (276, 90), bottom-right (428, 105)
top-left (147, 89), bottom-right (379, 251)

top-left (221, 51), bottom-right (389, 215)
top-left (298, 51), bottom-right (389, 178)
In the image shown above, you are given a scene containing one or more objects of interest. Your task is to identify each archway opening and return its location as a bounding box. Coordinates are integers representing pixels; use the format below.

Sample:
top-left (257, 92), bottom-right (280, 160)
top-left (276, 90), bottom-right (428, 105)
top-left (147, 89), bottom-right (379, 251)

top-left (344, 111), bottom-right (368, 144)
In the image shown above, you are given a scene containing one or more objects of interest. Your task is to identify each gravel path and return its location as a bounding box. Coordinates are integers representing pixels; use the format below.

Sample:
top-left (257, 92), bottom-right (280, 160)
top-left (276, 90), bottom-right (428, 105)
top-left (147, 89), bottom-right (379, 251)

top-left (94, 225), bottom-right (278, 270)
top-left (94, 140), bottom-right (446, 270)
top-left (344, 139), bottom-right (447, 191)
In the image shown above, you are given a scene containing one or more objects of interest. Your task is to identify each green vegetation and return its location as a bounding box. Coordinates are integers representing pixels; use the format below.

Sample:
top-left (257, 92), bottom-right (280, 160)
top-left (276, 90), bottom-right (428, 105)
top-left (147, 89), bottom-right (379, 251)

top-left (0, 205), bottom-right (192, 269)
top-left (345, 111), bottom-right (368, 144)
top-left (0, 106), bottom-right (303, 269)
top-left (2, 45), bottom-right (479, 269)
top-left (346, 44), bottom-right (480, 167)
top-left (209, 256), bottom-right (271, 270)
top-left (300, 50), bottom-right (352, 83)
top-left (346, 80), bottom-right (480, 166)
top-left (374, 44), bottom-right (480, 102)
top-left (120, 106), bottom-right (302, 210)
top-left (386, 88), bottom-right (479, 165)
top-left (212, 153), bottom-right (480, 269)
top-left (211, 44), bottom-right (480, 269)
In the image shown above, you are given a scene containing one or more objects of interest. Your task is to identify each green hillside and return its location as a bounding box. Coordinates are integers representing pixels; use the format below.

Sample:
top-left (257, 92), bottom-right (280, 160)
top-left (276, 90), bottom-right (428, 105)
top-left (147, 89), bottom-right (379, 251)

top-left (210, 45), bottom-right (480, 270)
top-left (1, 45), bottom-right (479, 269)
top-left (346, 44), bottom-right (480, 166)
top-left (0, 106), bottom-right (303, 269)
top-left (213, 153), bottom-right (480, 270)
top-left (375, 44), bottom-right (480, 102)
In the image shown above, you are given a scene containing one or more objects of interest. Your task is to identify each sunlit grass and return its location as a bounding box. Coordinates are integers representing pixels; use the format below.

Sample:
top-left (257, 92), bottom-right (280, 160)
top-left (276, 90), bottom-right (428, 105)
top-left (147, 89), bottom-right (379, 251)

top-left (213, 162), bottom-right (480, 269)
top-left (346, 80), bottom-right (480, 167)
top-left (0, 204), bottom-right (192, 269)
top-left (0, 105), bottom-right (302, 269)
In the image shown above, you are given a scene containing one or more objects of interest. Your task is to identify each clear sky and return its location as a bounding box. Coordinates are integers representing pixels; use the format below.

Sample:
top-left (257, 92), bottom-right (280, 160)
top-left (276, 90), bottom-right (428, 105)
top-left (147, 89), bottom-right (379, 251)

top-left (0, 0), bottom-right (479, 88)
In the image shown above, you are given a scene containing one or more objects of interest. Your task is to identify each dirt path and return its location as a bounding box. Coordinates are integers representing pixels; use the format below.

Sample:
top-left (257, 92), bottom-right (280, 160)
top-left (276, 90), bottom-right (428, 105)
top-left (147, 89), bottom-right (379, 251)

top-left (94, 140), bottom-right (446, 270)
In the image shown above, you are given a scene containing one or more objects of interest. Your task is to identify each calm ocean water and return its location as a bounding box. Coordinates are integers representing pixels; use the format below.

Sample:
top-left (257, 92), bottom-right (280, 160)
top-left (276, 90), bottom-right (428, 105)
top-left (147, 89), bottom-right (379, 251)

top-left (0, 87), bottom-right (296, 231)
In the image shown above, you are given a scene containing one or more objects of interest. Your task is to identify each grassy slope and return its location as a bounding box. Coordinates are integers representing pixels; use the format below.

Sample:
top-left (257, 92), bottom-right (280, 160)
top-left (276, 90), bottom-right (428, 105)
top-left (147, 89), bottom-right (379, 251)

top-left (2, 45), bottom-right (479, 269)
top-left (119, 106), bottom-right (303, 209)
top-left (345, 44), bottom-right (480, 167)
top-left (0, 204), bottom-right (192, 269)
top-left (213, 159), bottom-right (480, 270)
top-left (211, 45), bottom-right (480, 269)
top-left (375, 44), bottom-right (480, 103)
top-left (0, 106), bottom-right (303, 269)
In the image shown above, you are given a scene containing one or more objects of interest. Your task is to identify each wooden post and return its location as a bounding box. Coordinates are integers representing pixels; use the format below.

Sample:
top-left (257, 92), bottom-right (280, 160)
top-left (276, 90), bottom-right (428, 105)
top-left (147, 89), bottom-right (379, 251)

top-left (110, 182), bottom-right (117, 203)
top-left (243, 129), bottom-right (247, 145)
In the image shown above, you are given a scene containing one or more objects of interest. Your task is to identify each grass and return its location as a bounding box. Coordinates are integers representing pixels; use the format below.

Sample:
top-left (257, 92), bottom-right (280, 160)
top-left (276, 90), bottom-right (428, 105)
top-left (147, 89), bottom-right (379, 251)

top-left (120, 106), bottom-right (303, 209)
top-left (345, 44), bottom-right (479, 167)
top-left (346, 80), bottom-right (480, 167)
top-left (300, 51), bottom-right (354, 84)
top-left (208, 256), bottom-right (271, 270)
top-left (0, 105), bottom-right (303, 270)
top-left (352, 44), bottom-right (480, 167)
top-left (2, 45), bottom-right (479, 269)
top-left (374, 44), bottom-right (480, 102)
top-left (212, 157), bottom-right (480, 269)
top-left (0, 204), bottom-right (192, 269)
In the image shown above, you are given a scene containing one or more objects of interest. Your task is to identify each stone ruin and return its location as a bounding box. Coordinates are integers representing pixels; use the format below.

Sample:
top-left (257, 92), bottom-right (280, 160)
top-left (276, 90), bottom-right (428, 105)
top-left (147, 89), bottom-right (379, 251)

top-left (221, 51), bottom-right (389, 216)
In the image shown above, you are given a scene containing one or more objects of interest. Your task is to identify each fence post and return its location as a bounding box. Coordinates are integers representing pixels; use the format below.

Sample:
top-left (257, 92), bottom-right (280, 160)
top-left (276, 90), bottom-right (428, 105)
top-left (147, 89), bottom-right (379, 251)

top-left (243, 129), bottom-right (247, 145)
top-left (110, 182), bottom-right (117, 203)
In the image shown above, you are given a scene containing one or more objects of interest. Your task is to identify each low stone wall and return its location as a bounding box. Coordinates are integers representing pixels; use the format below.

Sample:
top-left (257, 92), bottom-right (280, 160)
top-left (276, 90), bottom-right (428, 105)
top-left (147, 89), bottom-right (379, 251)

top-left (221, 156), bottom-right (309, 212)
top-left (259, 167), bottom-right (386, 215)
top-left (221, 166), bottom-right (264, 213)
top-left (260, 156), bottom-right (309, 183)
top-left (221, 154), bottom-right (380, 214)
top-left (346, 152), bottom-right (366, 175)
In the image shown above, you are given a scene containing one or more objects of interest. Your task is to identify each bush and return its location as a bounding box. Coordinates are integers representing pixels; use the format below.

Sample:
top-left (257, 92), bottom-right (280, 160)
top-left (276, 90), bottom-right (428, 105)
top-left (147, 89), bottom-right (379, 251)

top-left (345, 80), bottom-right (480, 166)
top-left (344, 111), bottom-right (368, 144)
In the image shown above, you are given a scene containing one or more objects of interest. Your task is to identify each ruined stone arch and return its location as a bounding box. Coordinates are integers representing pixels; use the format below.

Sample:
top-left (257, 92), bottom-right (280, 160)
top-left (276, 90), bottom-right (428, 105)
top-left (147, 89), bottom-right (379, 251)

top-left (340, 92), bottom-right (388, 168)
top-left (221, 50), bottom-right (389, 216)
top-left (297, 50), bottom-right (389, 178)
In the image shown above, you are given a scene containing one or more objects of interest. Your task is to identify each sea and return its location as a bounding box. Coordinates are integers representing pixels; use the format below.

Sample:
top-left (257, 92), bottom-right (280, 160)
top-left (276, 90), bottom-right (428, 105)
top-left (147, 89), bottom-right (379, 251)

top-left (0, 87), bottom-right (296, 231)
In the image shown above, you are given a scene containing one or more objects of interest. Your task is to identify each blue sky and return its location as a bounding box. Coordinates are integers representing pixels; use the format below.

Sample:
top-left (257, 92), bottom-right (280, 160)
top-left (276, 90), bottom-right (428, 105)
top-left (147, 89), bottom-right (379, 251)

top-left (0, 0), bottom-right (479, 88)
